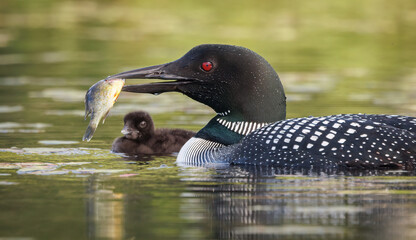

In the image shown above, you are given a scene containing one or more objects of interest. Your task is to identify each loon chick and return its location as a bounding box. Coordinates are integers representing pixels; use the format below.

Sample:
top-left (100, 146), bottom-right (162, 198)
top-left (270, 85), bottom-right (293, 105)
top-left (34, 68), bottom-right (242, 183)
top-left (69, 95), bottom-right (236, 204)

top-left (106, 44), bottom-right (416, 169)
top-left (112, 111), bottom-right (195, 155)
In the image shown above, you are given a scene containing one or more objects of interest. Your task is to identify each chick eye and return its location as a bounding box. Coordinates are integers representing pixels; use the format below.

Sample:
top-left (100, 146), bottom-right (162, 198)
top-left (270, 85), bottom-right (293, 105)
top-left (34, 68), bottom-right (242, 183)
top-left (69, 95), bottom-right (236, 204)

top-left (201, 61), bottom-right (213, 72)
top-left (139, 121), bottom-right (147, 128)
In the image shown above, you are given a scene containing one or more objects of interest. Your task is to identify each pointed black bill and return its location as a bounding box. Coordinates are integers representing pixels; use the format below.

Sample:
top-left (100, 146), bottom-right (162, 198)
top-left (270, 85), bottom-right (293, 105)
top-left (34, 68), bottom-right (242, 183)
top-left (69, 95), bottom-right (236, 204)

top-left (105, 63), bottom-right (195, 95)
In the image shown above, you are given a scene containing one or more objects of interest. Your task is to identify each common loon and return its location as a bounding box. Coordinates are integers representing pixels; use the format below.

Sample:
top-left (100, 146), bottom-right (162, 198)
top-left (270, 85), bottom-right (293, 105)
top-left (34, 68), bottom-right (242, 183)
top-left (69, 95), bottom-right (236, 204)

top-left (112, 111), bottom-right (195, 155)
top-left (106, 44), bottom-right (416, 169)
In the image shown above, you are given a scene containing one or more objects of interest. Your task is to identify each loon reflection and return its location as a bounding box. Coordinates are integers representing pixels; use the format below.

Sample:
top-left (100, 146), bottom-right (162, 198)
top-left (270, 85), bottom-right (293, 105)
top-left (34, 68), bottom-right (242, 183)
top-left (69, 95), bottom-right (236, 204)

top-left (84, 166), bottom-right (416, 239)
top-left (178, 166), bottom-right (416, 239)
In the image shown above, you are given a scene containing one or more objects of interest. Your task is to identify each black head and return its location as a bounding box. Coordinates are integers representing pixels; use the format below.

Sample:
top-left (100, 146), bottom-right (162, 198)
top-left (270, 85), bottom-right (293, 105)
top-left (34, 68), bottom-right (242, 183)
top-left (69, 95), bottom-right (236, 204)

top-left (121, 111), bottom-right (155, 141)
top-left (107, 44), bottom-right (286, 123)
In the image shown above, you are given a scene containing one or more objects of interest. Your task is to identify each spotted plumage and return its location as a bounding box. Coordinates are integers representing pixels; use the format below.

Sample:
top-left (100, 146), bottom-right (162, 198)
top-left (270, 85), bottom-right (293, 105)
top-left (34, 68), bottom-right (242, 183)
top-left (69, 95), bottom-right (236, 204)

top-left (229, 114), bottom-right (416, 169)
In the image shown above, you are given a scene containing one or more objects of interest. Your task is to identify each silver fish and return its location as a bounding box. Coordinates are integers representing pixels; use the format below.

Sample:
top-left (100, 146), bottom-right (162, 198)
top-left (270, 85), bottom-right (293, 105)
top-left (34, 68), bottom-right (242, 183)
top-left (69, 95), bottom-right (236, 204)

top-left (83, 79), bottom-right (125, 141)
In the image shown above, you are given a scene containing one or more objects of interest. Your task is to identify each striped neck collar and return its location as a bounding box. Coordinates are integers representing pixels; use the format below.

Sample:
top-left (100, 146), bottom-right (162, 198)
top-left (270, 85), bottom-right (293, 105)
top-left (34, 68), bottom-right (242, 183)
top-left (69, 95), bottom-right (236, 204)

top-left (195, 111), bottom-right (272, 146)
top-left (216, 117), bottom-right (270, 136)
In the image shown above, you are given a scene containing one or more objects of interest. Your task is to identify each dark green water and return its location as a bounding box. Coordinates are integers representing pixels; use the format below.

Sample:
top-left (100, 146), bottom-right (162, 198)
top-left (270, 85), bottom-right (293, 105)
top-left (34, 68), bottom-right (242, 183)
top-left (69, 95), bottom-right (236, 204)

top-left (1, 0), bottom-right (416, 239)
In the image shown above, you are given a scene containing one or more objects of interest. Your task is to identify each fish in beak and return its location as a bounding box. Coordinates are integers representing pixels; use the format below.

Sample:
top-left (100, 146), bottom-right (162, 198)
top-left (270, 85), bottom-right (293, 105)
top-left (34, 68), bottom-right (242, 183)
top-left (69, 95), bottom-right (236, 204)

top-left (105, 62), bottom-right (198, 95)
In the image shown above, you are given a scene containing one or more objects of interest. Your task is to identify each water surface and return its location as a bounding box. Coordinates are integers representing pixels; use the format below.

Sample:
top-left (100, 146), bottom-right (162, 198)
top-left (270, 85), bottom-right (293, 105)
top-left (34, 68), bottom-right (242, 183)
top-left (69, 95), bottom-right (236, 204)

top-left (1, 0), bottom-right (416, 239)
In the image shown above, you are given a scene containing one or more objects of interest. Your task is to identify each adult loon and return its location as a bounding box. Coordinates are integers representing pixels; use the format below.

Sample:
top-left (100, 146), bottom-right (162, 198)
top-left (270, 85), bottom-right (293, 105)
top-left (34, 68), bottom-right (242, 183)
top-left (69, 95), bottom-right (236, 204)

top-left (106, 44), bottom-right (416, 169)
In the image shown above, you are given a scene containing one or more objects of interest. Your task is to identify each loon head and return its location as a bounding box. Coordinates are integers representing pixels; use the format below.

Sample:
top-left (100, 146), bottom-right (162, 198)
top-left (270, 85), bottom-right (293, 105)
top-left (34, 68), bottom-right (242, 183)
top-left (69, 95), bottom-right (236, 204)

top-left (107, 44), bottom-right (286, 123)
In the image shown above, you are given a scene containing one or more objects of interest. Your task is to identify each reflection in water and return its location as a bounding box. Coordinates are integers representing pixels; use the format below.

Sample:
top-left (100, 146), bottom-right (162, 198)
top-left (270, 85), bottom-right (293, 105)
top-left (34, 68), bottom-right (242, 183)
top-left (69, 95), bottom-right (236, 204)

top-left (86, 176), bottom-right (124, 240)
top-left (177, 166), bottom-right (416, 239)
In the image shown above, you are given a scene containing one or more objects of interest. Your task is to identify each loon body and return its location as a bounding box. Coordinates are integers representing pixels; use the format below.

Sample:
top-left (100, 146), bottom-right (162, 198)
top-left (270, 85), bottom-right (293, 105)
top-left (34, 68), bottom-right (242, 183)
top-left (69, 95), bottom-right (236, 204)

top-left (106, 44), bottom-right (416, 169)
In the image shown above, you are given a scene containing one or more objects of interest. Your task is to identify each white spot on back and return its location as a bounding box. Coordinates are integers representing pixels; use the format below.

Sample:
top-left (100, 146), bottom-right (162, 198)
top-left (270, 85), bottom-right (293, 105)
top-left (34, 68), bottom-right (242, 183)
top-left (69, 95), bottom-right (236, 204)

top-left (326, 133), bottom-right (335, 139)
top-left (295, 136), bottom-right (303, 142)
top-left (338, 138), bottom-right (346, 144)
top-left (346, 128), bottom-right (356, 134)
top-left (302, 129), bottom-right (310, 134)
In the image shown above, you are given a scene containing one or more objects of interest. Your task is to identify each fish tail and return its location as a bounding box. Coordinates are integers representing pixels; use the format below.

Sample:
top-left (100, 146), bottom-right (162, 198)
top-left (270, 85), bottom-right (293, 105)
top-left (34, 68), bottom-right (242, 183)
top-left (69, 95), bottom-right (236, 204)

top-left (82, 124), bottom-right (97, 142)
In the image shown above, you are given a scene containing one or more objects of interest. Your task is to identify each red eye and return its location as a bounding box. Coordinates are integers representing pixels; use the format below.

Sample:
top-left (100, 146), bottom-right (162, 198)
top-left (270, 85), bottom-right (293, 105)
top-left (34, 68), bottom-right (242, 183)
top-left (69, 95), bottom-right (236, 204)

top-left (201, 61), bottom-right (213, 72)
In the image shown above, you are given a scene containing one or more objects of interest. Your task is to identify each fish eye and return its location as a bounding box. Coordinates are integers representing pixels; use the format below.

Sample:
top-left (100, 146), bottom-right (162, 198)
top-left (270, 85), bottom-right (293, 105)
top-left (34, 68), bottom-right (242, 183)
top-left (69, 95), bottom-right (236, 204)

top-left (201, 61), bottom-right (213, 72)
top-left (139, 121), bottom-right (147, 128)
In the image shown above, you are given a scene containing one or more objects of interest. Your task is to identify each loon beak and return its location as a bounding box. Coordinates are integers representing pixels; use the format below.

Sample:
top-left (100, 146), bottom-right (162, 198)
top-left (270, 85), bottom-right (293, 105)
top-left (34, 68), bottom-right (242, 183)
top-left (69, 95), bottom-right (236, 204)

top-left (121, 127), bottom-right (130, 135)
top-left (121, 127), bottom-right (142, 140)
top-left (106, 62), bottom-right (194, 94)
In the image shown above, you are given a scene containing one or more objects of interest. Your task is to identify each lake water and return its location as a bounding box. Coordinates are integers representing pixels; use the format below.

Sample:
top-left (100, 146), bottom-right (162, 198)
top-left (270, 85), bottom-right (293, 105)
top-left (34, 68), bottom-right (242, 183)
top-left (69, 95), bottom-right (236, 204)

top-left (1, 0), bottom-right (416, 239)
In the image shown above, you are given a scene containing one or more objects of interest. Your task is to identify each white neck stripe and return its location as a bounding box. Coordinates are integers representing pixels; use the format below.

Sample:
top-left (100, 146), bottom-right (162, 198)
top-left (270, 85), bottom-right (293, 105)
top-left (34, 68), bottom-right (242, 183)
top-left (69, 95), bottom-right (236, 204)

top-left (216, 118), bottom-right (270, 135)
top-left (217, 110), bottom-right (231, 117)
